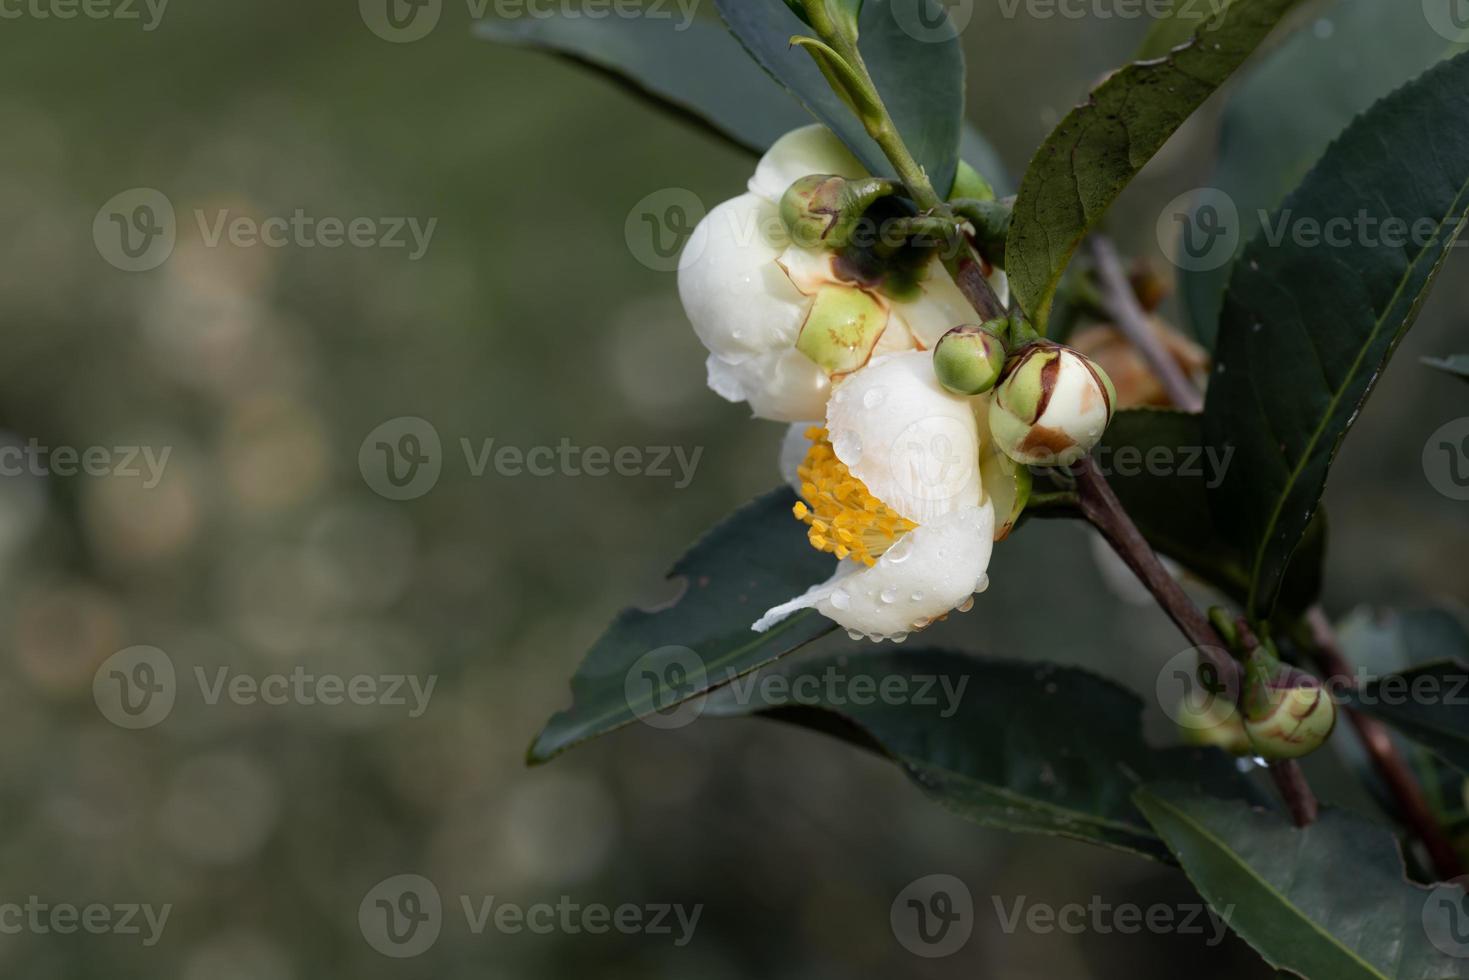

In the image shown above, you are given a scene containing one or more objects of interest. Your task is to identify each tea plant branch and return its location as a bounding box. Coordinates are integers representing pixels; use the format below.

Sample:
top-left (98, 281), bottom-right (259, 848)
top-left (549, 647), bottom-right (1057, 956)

top-left (1305, 607), bottom-right (1465, 878)
top-left (1088, 235), bottom-right (1204, 412)
top-left (1073, 458), bottom-right (1319, 826)
top-left (1088, 239), bottom-right (1462, 856)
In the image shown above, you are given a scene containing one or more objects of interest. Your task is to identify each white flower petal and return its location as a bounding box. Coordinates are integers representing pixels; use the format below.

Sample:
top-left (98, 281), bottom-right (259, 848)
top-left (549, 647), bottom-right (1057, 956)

top-left (826, 350), bottom-right (982, 524)
top-left (892, 261), bottom-right (1011, 350)
top-left (776, 244), bottom-right (841, 295)
top-left (753, 503), bottom-right (995, 640)
top-left (778, 422), bottom-right (818, 491)
top-left (706, 349), bottom-right (829, 423)
top-left (679, 193), bottom-right (806, 362)
top-left (748, 124), bottom-right (867, 206)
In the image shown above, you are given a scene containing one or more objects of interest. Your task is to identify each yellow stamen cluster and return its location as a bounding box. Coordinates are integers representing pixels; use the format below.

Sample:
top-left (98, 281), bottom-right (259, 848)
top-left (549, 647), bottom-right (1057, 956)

top-left (794, 427), bottom-right (915, 567)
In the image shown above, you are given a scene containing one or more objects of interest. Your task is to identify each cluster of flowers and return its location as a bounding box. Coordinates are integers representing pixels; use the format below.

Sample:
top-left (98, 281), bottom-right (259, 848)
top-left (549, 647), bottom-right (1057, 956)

top-left (678, 126), bottom-right (1116, 642)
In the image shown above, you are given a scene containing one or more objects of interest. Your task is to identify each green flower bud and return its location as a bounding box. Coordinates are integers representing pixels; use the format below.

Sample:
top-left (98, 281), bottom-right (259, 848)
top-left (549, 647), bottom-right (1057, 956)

top-left (933, 321), bottom-right (1008, 396)
top-left (779, 174), bottom-right (897, 251)
top-left (1177, 697), bottom-right (1252, 756)
top-left (1242, 653), bottom-right (1337, 761)
top-left (989, 342), bottom-right (1116, 467)
top-left (794, 284), bottom-right (890, 375)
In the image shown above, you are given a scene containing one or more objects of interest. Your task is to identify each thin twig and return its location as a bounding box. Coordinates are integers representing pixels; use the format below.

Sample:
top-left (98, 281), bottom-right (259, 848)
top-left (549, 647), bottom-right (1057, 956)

top-left (1089, 236), bottom-right (1204, 413)
top-left (1073, 458), bottom-right (1239, 683)
top-left (1268, 763), bottom-right (1320, 827)
top-left (1306, 608), bottom-right (1465, 878)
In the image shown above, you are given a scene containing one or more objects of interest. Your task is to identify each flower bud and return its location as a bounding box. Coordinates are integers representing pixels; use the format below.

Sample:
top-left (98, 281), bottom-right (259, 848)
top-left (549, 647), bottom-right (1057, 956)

top-left (794, 284), bottom-right (890, 375)
top-left (933, 321), bottom-right (1007, 396)
top-left (989, 342), bottom-right (1116, 467)
top-left (1242, 654), bottom-right (1337, 760)
top-left (779, 174), bottom-right (896, 251)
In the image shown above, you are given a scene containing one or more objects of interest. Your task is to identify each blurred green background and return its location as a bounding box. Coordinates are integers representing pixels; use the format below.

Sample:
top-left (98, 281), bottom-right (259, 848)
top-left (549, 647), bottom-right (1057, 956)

top-left (0, 0), bottom-right (1466, 976)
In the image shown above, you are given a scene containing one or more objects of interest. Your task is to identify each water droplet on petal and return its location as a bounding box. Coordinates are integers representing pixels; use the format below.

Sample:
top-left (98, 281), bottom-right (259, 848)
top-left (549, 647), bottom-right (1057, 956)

top-left (885, 536), bottom-right (913, 564)
top-left (975, 574), bottom-right (990, 593)
top-left (891, 632), bottom-right (908, 645)
top-left (880, 587), bottom-right (898, 604)
top-left (862, 386), bottom-right (887, 410)
top-left (910, 590), bottom-right (925, 602)
top-left (831, 429), bottom-right (863, 464)
top-left (830, 588), bottom-right (851, 610)
top-left (956, 596), bottom-right (975, 613)
top-left (846, 629), bottom-right (864, 641)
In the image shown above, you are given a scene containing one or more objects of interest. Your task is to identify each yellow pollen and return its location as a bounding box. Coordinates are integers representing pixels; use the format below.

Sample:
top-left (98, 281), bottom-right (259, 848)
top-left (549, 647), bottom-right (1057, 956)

top-left (791, 427), bottom-right (916, 567)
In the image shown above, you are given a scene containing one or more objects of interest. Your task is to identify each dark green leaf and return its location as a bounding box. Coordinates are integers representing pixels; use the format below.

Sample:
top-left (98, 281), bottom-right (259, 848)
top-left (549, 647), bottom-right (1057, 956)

top-left (1136, 786), bottom-right (1469, 979)
top-left (1005, 0), bottom-right (1304, 327)
top-left (1094, 409), bottom-right (1324, 617)
top-left (527, 489), bottom-right (835, 763)
top-left (1180, 0), bottom-right (1468, 346)
top-left (1203, 51), bottom-right (1469, 620)
top-left (1424, 354), bottom-right (1469, 383)
top-left (477, 9), bottom-right (1007, 190)
top-left (713, 0), bottom-right (964, 195)
top-left (1346, 661), bottom-right (1469, 775)
top-left (476, 13), bottom-right (813, 154)
top-left (1334, 607), bottom-right (1469, 830)
top-left (705, 648), bottom-right (1260, 861)
top-left (1132, 0), bottom-right (1233, 60)
top-left (782, 0), bottom-right (812, 24)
